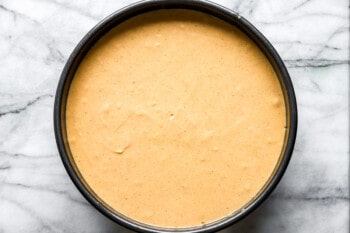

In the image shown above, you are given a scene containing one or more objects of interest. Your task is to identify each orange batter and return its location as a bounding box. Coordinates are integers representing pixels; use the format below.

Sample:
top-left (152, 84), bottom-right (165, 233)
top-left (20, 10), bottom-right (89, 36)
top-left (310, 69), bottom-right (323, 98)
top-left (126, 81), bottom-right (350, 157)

top-left (66, 10), bottom-right (286, 228)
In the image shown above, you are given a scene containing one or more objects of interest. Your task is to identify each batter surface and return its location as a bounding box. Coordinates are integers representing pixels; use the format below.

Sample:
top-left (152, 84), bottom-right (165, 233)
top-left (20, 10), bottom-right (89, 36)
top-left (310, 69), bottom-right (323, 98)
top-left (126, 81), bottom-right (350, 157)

top-left (66, 10), bottom-right (286, 228)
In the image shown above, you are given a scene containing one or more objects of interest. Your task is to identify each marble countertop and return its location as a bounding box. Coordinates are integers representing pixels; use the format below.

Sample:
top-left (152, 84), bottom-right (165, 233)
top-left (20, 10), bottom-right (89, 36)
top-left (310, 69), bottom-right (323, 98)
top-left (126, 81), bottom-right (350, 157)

top-left (0, 0), bottom-right (348, 232)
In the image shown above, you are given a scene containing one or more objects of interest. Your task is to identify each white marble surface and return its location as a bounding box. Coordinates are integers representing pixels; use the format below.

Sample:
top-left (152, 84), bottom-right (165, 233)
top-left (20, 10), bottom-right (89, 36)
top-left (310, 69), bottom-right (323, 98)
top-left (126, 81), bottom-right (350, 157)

top-left (0, 0), bottom-right (348, 232)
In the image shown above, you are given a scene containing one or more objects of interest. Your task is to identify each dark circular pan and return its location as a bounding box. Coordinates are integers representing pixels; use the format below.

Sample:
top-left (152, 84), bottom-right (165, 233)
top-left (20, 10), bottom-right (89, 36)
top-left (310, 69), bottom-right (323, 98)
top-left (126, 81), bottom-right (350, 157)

top-left (54, 0), bottom-right (298, 232)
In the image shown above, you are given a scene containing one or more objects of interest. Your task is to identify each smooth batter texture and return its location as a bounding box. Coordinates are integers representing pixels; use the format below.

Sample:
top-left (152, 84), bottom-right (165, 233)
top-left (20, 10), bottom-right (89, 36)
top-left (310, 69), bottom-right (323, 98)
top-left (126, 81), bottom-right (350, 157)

top-left (66, 10), bottom-right (286, 228)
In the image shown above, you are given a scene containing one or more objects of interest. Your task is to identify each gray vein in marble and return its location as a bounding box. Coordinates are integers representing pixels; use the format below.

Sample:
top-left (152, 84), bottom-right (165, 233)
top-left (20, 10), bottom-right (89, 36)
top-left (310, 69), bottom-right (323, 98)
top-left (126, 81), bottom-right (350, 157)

top-left (1, 181), bottom-right (89, 206)
top-left (1, 195), bottom-right (61, 233)
top-left (37, 0), bottom-right (100, 21)
top-left (292, 0), bottom-right (312, 11)
top-left (274, 37), bottom-right (348, 54)
top-left (0, 4), bottom-right (41, 25)
top-left (271, 186), bottom-right (349, 202)
top-left (45, 41), bottom-right (65, 65)
top-left (0, 162), bottom-right (11, 170)
top-left (0, 151), bottom-right (55, 159)
top-left (0, 94), bottom-right (53, 118)
top-left (285, 59), bottom-right (349, 68)
top-left (234, 0), bottom-right (258, 17)
top-left (259, 13), bottom-right (347, 25)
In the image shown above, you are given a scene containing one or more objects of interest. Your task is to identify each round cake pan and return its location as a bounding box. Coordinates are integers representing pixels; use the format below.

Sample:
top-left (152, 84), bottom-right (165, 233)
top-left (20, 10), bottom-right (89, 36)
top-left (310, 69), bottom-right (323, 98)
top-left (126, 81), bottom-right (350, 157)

top-left (54, 1), bottom-right (298, 232)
